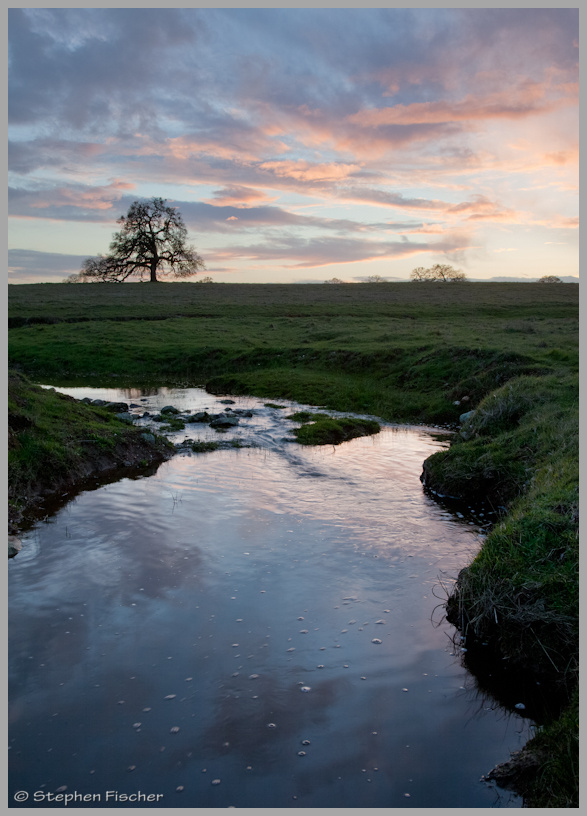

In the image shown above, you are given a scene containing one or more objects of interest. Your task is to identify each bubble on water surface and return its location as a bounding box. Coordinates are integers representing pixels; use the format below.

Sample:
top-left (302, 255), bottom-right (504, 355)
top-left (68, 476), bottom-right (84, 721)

top-left (212, 779), bottom-right (221, 785)
top-left (267, 723), bottom-right (277, 729)
top-left (249, 673), bottom-right (259, 679)
top-left (301, 739), bottom-right (311, 745)
top-left (297, 751), bottom-right (306, 756)
top-left (164, 694), bottom-right (176, 700)
top-left (176, 786), bottom-right (184, 792)
top-left (515, 703), bottom-right (526, 710)
top-left (300, 686), bottom-right (311, 693)
top-left (132, 722), bottom-right (142, 728)
top-left (287, 647), bottom-right (295, 652)
top-left (299, 629), bottom-right (309, 634)
top-left (170, 726), bottom-right (180, 733)
top-left (371, 639), bottom-right (382, 644)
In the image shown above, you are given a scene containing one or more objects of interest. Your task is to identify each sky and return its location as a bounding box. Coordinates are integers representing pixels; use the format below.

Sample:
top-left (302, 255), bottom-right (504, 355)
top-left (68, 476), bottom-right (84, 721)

top-left (8, 7), bottom-right (579, 284)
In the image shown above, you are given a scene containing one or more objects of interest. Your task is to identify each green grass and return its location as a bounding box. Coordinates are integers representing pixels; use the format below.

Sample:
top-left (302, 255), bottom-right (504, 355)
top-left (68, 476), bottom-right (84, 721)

top-left (290, 414), bottom-right (380, 445)
top-left (8, 370), bottom-right (172, 530)
top-left (7, 280), bottom-right (579, 806)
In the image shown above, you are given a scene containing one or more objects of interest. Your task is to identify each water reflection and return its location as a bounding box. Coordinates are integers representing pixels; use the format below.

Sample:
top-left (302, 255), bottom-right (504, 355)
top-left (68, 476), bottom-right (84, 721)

top-left (10, 387), bottom-right (530, 807)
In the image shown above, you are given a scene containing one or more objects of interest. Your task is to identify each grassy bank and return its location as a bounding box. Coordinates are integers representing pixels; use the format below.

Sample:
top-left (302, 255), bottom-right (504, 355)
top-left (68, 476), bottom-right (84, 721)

top-left (8, 281), bottom-right (579, 806)
top-left (8, 370), bottom-right (173, 532)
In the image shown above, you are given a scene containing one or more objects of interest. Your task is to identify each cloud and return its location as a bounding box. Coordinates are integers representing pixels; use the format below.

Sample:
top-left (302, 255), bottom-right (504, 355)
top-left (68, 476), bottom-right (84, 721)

top-left (8, 184), bottom-right (137, 221)
top-left (205, 186), bottom-right (274, 207)
top-left (7, 8), bottom-right (579, 281)
top-left (208, 231), bottom-right (471, 269)
top-left (8, 248), bottom-right (87, 282)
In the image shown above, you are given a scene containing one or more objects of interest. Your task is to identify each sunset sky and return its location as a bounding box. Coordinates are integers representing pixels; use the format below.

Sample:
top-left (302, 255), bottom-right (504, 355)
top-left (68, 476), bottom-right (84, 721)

top-left (8, 7), bottom-right (579, 284)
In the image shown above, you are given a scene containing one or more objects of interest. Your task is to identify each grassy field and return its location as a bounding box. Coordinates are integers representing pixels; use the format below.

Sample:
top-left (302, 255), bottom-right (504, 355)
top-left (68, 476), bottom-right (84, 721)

top-left (8, 281), bottom-right (579, 806)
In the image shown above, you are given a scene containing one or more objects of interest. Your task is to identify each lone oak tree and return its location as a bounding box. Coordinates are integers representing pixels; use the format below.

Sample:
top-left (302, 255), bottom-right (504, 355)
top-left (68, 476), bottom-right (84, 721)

top-left (79, 198), bottom-right (205, 283)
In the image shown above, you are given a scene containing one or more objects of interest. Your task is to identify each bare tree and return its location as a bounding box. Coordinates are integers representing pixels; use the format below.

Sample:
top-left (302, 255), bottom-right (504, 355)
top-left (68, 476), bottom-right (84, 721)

top-left (410, 263), bottom-right (467, 282)
top-left (324, 277), bottom-right (345, 284)
top-left (79, 198), bottom-right (205, 283)
top-left (364, 274), bottom-right (387, 283)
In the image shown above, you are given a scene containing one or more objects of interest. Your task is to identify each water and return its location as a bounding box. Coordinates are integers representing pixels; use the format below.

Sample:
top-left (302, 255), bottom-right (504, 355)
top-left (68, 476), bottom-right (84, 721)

top-left (9, 387), bottom-right (531, 808)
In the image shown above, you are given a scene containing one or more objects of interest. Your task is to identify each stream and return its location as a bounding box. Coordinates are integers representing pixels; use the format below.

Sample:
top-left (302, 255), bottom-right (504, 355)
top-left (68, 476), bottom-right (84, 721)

top-left (9, 387), bottom-right (533, 808)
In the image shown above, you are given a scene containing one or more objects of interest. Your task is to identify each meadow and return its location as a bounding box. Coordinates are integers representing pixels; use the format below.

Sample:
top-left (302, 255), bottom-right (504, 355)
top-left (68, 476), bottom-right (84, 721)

top-left (8, 281), bottom-right (579, 806)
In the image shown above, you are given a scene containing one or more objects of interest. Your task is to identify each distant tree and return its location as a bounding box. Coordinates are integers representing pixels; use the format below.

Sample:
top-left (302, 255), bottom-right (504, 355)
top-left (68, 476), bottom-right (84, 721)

top-left (79, 197), bottom-right (206, 283)
top-left (194, 276), bottom-right (215, 283)
top-left (324, 277), bottom-right (345, 284)
top-left (410, 264), bottom-right (467, 282)
top-left (63, 273), bottom-right (85, 283)
top-left (364, 275), bottom-right (387, 283)
top-left (537, 275), bottom-right (563, 283)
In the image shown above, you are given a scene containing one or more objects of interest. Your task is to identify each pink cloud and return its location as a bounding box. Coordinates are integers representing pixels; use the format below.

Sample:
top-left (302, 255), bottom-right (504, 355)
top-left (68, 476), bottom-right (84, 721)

top-left (347, 83), bottom-right (571, 130)
top-left (447, 195), bottom-right (520, 223)
top-left (28, 179), bottom-right (135, 211)
top-left (204, 185), bottom-right (275, 207)
top-left (257, 159), bottom-right (361, 183)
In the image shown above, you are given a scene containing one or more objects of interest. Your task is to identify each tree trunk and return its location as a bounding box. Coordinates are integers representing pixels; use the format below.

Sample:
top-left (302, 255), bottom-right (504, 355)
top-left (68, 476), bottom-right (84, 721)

top-left (150, 259), bottom-right (158, 282)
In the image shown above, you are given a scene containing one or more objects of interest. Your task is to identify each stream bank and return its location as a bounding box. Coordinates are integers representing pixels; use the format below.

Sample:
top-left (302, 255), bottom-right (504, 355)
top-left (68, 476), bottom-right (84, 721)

top-left (7, 370), bottom-right (578, 806)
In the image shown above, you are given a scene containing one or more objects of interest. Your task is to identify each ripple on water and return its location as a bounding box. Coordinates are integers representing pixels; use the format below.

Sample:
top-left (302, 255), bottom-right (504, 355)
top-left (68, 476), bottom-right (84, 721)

top-left (8, 386), bottom-right (528, 809)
